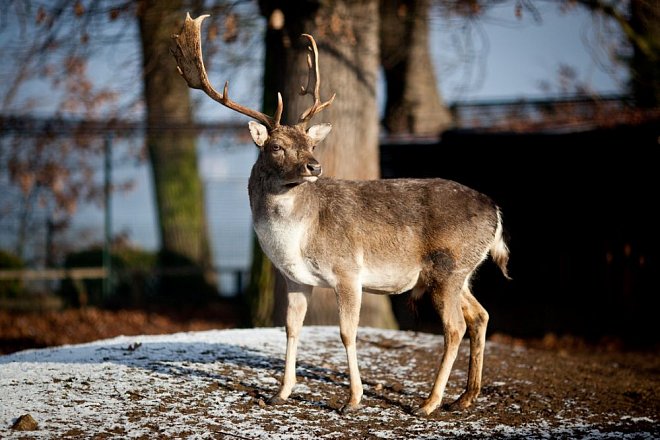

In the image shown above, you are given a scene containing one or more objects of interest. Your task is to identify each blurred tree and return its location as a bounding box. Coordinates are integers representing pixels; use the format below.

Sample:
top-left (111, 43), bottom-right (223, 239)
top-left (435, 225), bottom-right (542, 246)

top-left (245, 6), bottom-right (281, 327)
top-left (0, 250), bottom-right (26, 299)
top-left (251, 0), bottom-right (398, 328)
top-left (137, 0), bottom-right (215, 295)
top-left (380, 0), bottom-right (453, 134)
top-left (575, 0), bottom-right (659, 107)
top-left (628, 0), bottom-right (660, 107)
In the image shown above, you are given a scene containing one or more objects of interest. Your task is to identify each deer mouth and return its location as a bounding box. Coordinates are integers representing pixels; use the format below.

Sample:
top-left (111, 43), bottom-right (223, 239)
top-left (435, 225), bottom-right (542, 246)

top-left (283, 176), bottom-right (318, 189)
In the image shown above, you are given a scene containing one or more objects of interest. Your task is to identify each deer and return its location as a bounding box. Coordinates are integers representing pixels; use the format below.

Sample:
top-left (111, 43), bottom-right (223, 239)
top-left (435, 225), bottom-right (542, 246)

top-left (171, 13), bottom-right (510, 416)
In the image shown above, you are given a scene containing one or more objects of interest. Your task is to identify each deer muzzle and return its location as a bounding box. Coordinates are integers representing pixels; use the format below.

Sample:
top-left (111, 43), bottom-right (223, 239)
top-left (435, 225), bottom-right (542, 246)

top-left (306, 159), bottom-right (322, 177)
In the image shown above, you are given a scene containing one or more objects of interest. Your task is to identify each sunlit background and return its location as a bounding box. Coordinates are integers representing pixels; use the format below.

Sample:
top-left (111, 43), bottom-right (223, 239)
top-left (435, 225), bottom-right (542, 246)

top-left (0, 0), bottom-right (656, 352)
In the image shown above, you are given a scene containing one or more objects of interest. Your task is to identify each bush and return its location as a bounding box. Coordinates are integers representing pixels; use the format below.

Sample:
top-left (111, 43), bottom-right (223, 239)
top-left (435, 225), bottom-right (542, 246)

top-left (59, 247), bottom-right (157, 308)
top-left (0, 249), bottom-right (25, 298)
top-left (155, 250), bottom-right (219, 306)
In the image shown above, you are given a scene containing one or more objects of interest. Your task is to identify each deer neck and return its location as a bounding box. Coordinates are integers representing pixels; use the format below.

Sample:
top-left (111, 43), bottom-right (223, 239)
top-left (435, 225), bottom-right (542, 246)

top-left (248, 163), bottom-right (318, 224)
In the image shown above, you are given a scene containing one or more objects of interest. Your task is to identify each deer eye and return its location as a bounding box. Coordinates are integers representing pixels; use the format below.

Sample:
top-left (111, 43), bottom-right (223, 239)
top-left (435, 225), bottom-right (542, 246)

top-left (270, 144), bottom-right (282, 152)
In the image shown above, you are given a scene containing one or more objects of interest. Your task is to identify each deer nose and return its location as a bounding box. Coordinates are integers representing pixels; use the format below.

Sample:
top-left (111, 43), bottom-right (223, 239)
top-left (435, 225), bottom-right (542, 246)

top-left (306, 160), bottom-right (322, 176)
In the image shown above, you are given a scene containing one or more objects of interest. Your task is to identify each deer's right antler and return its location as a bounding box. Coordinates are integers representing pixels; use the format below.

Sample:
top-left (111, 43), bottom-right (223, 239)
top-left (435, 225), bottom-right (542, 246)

top-left (171, 13), bottom-right (283, 130)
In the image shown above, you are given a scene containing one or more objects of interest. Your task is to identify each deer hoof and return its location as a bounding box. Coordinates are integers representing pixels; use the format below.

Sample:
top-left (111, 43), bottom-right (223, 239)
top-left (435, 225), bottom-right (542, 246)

top-left (339, 403), bottom-right (361, 415)
top-left (413, 397), bottom-right (440, 417)
top-left (413, 406), bottom-right (433, 417)
top-left (268, 395), bottom-right (287, 406)
top-left (446, 394), bottom-right (475, 412)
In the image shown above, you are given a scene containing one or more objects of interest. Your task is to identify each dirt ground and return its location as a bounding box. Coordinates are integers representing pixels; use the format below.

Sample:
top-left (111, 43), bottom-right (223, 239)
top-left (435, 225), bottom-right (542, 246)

top-left (0, 305), bottom-right (240, 355)
top-left (231, 331), bottom-right (660, 438)
top-left (1, 310), bottom-right (658, 438)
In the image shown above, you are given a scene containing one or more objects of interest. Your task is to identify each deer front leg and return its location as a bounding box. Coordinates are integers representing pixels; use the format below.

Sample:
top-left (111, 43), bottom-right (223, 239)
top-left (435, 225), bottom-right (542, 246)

top-left (335, 278), bottom-right (363, 414)
top-left (270, 282), bottom-right (312, 405)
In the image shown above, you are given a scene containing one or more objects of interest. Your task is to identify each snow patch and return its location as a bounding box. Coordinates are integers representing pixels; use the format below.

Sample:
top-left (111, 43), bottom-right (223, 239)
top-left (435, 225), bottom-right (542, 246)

top-left (1, 327), bottom-right (656, 439)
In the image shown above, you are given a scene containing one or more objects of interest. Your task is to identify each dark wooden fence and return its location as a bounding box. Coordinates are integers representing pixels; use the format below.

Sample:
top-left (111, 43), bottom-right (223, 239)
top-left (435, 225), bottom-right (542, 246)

top-left (381, 121), bottom-right (659, 345)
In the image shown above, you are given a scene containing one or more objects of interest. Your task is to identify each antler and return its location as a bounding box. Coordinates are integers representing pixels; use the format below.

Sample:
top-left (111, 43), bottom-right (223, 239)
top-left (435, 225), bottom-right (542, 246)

top-left (298, 34), bottom-right (336, 127)
top-left (171, 13), bottom-right (283, 130)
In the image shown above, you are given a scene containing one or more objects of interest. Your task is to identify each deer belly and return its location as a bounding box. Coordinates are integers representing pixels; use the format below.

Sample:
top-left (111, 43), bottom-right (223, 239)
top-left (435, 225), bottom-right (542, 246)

top-left (253, 220), bottom-right (332, 288)
top-left (361, 265), bottom-right (421, 295)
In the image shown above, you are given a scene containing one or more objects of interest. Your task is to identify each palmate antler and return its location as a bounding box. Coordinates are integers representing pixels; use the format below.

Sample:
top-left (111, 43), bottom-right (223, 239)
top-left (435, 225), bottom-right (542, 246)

top-left (171, 13), bottom-right (334, 131)
top-left (171, 13), bottom-right (283, 130)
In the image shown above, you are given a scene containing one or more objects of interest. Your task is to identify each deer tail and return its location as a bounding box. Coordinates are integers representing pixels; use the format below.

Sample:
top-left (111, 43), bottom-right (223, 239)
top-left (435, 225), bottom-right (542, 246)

top-left (491, 209), bottom-right (511, 280)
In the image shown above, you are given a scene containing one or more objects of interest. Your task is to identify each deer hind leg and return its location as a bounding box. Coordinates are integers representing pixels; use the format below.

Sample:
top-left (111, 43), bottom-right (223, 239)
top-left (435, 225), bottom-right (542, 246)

top-left (270, 281), bottom-right (312, 405)
top-left (335, 277), bottom-right (364, 414)
top-left (448, 286), bottom-right (489, 410)
top-left (415, 278), bottom-right (467, 416)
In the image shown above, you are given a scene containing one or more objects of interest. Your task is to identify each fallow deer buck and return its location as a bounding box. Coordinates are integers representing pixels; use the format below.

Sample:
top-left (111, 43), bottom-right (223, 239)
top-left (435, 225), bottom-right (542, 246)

top-left (172, 13), bottom-right (510, 416)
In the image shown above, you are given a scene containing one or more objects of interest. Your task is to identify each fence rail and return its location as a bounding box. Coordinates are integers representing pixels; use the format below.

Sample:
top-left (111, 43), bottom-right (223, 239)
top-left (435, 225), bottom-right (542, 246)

top-left (0, 116), bottom-right (247, 136)
top-left (1, 94), bottom-right (634, 137)
top-left (0, 266), bottom-right (248, 298)
top-left (0, 267), bottom-right (107, 281)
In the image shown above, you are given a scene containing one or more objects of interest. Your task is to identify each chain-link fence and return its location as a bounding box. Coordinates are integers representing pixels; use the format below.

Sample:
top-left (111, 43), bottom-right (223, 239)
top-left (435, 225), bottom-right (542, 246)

top-left (0, 118), bottom-right (254, 305)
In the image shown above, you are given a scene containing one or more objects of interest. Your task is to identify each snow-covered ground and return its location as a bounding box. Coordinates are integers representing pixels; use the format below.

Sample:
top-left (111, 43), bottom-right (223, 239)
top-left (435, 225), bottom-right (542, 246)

top-left (1, 327), bottom-right (657, 439)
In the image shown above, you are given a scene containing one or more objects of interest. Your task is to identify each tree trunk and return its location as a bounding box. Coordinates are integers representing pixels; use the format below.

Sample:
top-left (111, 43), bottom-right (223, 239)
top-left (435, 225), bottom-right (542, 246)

top-left (629, 0), bottom-right (660, 108)
top-left (577, 0), bottom-right (659, 108)
top-left (255, 0), bottom-right (398, 329)
top-left (246, 12), bottom-right (287, 327)
top-left (380, 0), bottom-right (452, 135)
top-left (138, 0), bottom-right (215, 299)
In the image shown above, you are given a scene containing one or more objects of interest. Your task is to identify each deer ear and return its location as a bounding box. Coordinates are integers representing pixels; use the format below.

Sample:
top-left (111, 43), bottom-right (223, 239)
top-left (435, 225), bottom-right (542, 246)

top-left (248, 121), bottom-right (269, 147)
top-left (307, 123), bottom-right (332, 144)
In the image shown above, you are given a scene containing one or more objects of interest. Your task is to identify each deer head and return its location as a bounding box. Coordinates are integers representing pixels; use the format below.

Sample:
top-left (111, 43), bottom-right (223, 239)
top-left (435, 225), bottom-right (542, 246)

top-left (171, 13), bottom-right (335, 188)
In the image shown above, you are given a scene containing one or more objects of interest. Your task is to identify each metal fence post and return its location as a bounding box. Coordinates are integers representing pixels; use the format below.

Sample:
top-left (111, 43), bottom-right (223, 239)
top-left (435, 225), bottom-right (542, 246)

top-left (102, 133), bottom-right (113, 300)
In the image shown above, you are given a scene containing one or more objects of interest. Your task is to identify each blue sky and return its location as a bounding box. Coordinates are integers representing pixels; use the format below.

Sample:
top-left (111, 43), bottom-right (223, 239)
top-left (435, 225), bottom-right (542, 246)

top-left (429, 2), bottom-right (625, 101)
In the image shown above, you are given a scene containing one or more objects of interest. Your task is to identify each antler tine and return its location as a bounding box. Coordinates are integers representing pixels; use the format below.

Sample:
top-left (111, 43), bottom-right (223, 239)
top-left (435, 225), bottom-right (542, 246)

top-left (171, 13), bottom-right (282, 129)
top-left (300, 48), bottom-right (317, 98)
top-left (298, 34), bottom-right (336, 126)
